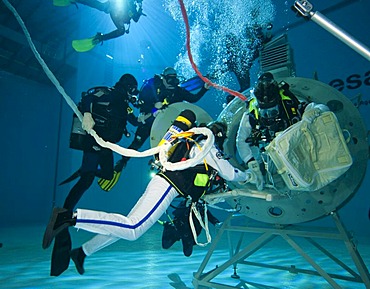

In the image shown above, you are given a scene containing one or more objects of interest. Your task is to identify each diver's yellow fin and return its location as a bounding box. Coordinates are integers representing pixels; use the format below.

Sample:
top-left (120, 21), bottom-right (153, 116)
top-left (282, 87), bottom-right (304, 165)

top-left (98, 171), bottom-right (122, 192)
top-left (53, 0), bottom-right (73, 7)
top-left (72, 37), bottom-right (97, 52)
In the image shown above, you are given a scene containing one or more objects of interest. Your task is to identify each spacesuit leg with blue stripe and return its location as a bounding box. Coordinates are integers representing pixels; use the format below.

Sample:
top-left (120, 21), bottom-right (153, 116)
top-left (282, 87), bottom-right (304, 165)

top-left (76, 175), bottom-right (178, 253)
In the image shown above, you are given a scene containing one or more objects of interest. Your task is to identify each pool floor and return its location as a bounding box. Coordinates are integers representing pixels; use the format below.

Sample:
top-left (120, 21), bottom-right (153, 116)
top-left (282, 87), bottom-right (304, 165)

top-left (1, 223), bottom-right (369, 289)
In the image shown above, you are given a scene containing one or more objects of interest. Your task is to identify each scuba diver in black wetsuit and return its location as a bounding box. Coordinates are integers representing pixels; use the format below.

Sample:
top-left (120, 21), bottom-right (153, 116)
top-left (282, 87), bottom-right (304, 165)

top-left (236, 72), bottom-right (305, 190)
top-left (53, 0), bottom-right (145, 52)
top-left (49, 73), bottom-right (140, 276)
top-left (97, 67), bottom-right (211, 191)
top-left (236, 72), bottom-right (329, 191)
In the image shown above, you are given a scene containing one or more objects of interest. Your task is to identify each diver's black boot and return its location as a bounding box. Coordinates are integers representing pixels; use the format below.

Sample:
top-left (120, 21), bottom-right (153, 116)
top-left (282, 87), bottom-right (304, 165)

top-left (161, 222), bottom-right (180, 249)
top-left (42, 208), bottom-right (75, 249)
top-left (181, 234), bottom-right (195, 257)
top-left (71, 247), bottom-right (86, 275)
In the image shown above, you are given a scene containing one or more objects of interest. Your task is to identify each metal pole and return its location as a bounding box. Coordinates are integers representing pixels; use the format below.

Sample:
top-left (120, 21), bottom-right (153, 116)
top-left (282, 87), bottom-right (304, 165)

top-left (293, 0), bottom-right (370, 61)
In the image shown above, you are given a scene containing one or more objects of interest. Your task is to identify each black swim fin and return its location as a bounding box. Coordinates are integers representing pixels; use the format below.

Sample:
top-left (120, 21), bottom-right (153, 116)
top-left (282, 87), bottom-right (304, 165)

top-left (50, 229), bottom-right (71, 276)
top-left (180, 75), bottom-right (205, 92)
top-left (59, 169), bottom-right (81, 185)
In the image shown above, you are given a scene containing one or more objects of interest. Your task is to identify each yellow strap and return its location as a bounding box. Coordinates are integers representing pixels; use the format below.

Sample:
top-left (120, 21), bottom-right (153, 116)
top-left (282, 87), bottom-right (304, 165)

top-left (188, 137), bottom-right (209, 171)
top-left (175, 115), bottom-right (192, 127)
top-left (168, 133), bottom-right (209, 171)
top-left (171, 131), bottom-right (194, 140)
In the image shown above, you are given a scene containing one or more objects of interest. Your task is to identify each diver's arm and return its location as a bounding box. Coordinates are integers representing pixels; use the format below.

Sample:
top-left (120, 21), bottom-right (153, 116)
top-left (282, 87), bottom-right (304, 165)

top-left (82, 112), bottom-right (95, 132)
top-left (190, 144), bottom-right (249, 182)
top-left (127, 111), bottom-right (140, 127)
top-left (137, 78), bottom-right (157, 114)
top-left (207, 147), bottom-right (249, 182)
top-left (236, 112), bottom-right (254, 164)
top-left (99, 28), bottom-right (126, 41)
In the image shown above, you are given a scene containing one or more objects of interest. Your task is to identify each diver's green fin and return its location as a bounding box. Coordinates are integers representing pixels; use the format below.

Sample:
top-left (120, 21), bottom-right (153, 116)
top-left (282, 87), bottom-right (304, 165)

top-left (53, 0), bottom-right (73, 7)
top-left (72, 37), bottom-right (97, 52)
top-left (97, 171), bottom-right (122, 192)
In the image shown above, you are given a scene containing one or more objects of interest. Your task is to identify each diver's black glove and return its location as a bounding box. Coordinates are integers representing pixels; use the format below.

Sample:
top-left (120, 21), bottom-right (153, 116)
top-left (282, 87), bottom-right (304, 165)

top-left (114, 157), bottom-right (129, 172)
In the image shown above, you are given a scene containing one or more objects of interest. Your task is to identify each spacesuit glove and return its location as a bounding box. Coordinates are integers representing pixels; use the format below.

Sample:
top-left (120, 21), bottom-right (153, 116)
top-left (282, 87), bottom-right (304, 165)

top-left (137, 113), bottom-right (151, 124)
top-left (154, 102), bottom-right (163, 109)
top-left (302, 108), bottom-right (321, 123)
top-left (247, 160), bottom-right (264, 191)
top-left (82, 112), bottom-right (95, 133)
top-left (302, 103), bottom-right (329, 123)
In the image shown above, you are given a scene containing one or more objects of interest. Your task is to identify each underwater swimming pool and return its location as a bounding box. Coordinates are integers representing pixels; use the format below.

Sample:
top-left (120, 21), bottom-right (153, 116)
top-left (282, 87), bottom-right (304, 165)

top-left (1, 223), bottom-right (369, 289)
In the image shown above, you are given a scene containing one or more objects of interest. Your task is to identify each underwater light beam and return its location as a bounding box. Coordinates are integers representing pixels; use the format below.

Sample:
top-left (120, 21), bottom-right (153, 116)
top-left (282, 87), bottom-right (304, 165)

top-left (2, 0), bottom-right (208, 165)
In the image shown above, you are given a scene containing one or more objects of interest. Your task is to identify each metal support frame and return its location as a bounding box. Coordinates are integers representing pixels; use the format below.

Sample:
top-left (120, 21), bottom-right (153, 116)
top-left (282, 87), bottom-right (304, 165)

top-left (193, 211), bottom-right (370, 289)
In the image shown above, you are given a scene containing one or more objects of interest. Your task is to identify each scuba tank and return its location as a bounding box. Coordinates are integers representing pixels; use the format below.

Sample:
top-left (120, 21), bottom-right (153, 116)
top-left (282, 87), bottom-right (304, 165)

top-left (158, 109), bottom-right (197, 146)
top-left (69, 112), bottom-right (88, 150)
top-left (69, 114), bottom-right (96, 151)
top-left (152, 109), bottom-right (197, 168)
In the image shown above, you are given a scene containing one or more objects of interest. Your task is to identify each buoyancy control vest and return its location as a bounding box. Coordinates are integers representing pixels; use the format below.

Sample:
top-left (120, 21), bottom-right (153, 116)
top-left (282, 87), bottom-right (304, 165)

top-left (89, 87), bottom-right (131, 142)
top-left (70, 86), bottom-right (133, 150)
top-left (158, 135), bottom-right (217, 202)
